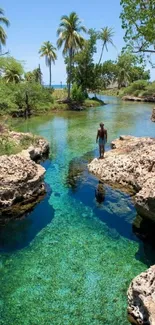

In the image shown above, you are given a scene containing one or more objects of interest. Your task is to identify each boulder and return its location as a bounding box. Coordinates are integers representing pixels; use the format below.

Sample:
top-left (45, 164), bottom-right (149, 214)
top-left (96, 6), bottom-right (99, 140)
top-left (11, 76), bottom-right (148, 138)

top-left (127, 265), bottom-right (155, 325)
top-left (0, 130), bottom-right (49, 217)
top-left (151, 108), bottom-right (155, 122)
top-left (88, 136), bottom-right (155, 221)
top-left (0, 153), bottom-right (45, 216)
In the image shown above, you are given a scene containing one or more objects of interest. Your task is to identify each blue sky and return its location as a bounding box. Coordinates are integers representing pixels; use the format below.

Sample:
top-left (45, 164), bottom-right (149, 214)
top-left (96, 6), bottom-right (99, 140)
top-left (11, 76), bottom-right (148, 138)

top-left (1, 0), bottom-right (155, 84)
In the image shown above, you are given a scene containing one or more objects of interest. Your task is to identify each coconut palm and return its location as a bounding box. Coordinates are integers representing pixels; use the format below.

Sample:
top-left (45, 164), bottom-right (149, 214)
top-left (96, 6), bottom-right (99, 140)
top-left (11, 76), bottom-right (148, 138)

top-left (39, 41), bottom-right (57, 87)
top-left (98, 27), bottom-right (115, 65)
top-left (0, 8), bottom-right (10, 51)
top-left (57, 12), bottom-right (87, 99)
top-left (4, 68), bottom-right (21, 83)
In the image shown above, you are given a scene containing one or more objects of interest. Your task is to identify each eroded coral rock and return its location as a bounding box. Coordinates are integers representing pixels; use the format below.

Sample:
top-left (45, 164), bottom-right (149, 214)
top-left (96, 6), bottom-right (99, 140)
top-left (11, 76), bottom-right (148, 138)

top-left (127, 265), bottom-right (155, 325)
top-left (0, 153), bottom-right (45, 214)
top-left (0, 130), bottom-right (49, 217)
top-left (151, 108), bottom-right (155, 122)
top-left (88, 136), bottom-right (155, 221)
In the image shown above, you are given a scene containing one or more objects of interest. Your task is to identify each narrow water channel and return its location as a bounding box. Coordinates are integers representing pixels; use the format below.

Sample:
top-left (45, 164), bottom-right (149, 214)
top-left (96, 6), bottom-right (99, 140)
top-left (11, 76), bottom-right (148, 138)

top-left (0, 96), bottom-right (155, 325)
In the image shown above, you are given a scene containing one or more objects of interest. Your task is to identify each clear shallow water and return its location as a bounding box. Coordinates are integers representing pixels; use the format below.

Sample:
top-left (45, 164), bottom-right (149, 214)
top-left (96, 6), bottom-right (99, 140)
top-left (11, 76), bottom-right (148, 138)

top-left (1, 96), bottom-right (155, 325)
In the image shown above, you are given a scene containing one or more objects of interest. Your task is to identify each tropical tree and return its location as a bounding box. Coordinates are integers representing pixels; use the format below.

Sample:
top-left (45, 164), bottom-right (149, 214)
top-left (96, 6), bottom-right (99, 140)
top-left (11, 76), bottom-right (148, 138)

top-left (4, 68), bottom-right (21, 83)
top-left (0, 8), bottom-right (10, 52)
top-left (39, 41), bottom-right (57, 87)
top-left (0, 56), bottom-right (24, 83)
top-left (120, 0), bottom-right (155, 56)
top-left (98, 27), bottom-right (115, 64)
top-left (72, 29), bottom-right (98, 93)
top-left (57, 12), bottom-right (87, 99)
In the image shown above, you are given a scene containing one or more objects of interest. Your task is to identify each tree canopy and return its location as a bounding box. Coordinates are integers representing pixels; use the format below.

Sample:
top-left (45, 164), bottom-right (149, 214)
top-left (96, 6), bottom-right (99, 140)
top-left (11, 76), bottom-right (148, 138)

top-left (120, 0), bottom-right (155, 56)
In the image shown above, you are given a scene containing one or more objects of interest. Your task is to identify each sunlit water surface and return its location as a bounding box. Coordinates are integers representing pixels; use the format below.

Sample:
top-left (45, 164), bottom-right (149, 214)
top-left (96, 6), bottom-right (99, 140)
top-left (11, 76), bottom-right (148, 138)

top-left (0, 96), bottom-right (155, 325)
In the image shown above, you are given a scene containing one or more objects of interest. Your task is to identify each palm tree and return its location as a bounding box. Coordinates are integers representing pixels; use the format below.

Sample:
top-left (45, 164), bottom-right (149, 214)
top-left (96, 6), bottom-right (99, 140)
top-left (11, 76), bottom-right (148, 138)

top-left (4, 68), bottom-right (21, 83)
top-left (0, 8), bottom-right (10, 52)
top-left (98, 27), bottom-right (115, 65)
top-left (39, 41), bottom-right (57, 87)
top-left (57, 12), bottom-right (87, 99)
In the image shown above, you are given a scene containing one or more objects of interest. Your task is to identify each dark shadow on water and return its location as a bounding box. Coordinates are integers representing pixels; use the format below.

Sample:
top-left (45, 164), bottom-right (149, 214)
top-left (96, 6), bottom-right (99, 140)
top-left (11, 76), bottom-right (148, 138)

top-left (66, 151), bottom-right (155, 267)
top-left (0, 160), bottom-right (54, 253)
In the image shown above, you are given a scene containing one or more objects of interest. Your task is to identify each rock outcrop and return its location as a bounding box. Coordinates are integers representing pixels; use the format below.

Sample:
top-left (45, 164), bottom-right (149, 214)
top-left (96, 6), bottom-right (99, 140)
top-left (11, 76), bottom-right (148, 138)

top-left (151, 108), bottom-right (155, 122)
top-left (127, 265), bottom-right (155, 325)
top-left (0, 130), bottom-right (49, 217)
top-left (9, 130), bottom-right (49, 160)
top-left (123, 96), bottom-right (155, 103)
top-left (0, 154), bottom-right (45, 216)
top-left (88, 136), bottom-right (155, 221)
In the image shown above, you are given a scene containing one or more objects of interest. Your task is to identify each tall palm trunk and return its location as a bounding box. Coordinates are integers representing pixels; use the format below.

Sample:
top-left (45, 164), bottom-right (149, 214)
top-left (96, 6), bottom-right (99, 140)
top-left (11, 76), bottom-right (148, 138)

top-left (68, 48), bottom-right (73, 99)
top-left (49, 60), bottom-right (52, 87)
top-left (98, 42), bottom-right (105, 65)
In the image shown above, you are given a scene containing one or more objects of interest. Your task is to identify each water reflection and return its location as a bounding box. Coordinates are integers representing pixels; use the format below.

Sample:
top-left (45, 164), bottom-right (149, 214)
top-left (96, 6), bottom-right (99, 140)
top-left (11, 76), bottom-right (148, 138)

top-left (95, 181), bottom-right (105, 204)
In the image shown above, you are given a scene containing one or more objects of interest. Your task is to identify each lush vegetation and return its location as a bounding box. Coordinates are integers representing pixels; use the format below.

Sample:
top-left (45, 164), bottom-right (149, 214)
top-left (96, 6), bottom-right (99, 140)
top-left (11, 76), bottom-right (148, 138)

top-left (0, 4), bottom-right (154, 117)
top-left (120, 0), bottom-right (155, 57)
top-left (120, 80), bottom-right (155, 98)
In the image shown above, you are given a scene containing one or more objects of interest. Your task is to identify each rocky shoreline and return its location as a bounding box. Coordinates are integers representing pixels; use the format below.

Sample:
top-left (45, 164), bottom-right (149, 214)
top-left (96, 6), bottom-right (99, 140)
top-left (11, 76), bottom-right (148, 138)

top-left (88, 135), bottom-right (155, 222)
top-left (127, 265), bottom-right (155, 325)
top-left (151, 108), bottom-right (155, 122)
top-left (0, 130), bottom-right (49, 218)
top-left (122, 95), bottom-right (155, 103)
top-left (88, 135), bottom-right (155, 325)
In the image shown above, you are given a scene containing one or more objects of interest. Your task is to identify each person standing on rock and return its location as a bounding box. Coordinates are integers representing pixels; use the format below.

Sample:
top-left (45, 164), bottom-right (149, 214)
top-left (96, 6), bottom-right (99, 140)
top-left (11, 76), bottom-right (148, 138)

top-left (96, 122), bottom-right (107, 158)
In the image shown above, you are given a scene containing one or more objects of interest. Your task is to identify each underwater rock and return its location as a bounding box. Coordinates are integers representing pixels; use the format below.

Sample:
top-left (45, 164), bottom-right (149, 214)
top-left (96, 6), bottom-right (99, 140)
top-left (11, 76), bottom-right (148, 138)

top-left (88, 136), bottom-right (155, 221)
top-left (127, 265), bottom-right (155, 325)
top-left (151, 108), bottom-right (155, 122)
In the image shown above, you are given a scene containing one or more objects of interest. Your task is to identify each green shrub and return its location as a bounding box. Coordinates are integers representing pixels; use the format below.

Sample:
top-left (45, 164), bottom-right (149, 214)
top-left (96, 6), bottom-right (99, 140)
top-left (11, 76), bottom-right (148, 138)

top-left (141, 82), bottom-right (155, 96)
top-left (122, 80), bottom-right (148, 96)
top-left (0, 81), bottom-right (54, 115)
top-left (71, 83), bottom-right (86, 104)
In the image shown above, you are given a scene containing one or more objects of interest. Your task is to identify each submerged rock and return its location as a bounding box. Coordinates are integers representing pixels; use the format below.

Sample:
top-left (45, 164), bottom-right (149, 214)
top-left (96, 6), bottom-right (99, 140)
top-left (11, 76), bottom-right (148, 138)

top-left (151, 108), bottom-right (155, 122)
top-left (88, 136), bottom-right (155, 221)
top-left (127, 265), bottom-right (155, 325)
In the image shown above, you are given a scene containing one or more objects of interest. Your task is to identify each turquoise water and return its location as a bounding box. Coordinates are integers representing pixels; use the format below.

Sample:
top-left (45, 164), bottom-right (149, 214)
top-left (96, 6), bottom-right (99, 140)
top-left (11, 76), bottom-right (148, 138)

top-left (1, 96), bottom-right (155, 324)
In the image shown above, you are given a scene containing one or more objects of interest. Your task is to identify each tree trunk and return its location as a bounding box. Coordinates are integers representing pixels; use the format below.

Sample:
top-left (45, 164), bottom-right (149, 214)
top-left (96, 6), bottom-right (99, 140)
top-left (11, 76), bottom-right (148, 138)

top-left (98, 43), bottom-right (105, 65)
top-left (49, 60), bottom-right (52, 87)
top-left (68, 48), bottom-right (73, 99)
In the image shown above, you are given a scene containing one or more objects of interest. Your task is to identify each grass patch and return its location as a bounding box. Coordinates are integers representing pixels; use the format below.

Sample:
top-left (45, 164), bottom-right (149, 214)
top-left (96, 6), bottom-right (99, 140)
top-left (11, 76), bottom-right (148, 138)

top-left (84, 98), bottom-right (105, 107)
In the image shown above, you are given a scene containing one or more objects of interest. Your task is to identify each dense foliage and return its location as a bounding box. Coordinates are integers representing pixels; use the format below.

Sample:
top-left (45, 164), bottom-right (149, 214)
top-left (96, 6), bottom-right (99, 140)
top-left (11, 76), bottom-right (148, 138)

top-left (121, 80), bottom-right (155, 98)
top-left (120, 0), bottom-right (155, 58)
top-left (0, 81), bottom-right (54, 116)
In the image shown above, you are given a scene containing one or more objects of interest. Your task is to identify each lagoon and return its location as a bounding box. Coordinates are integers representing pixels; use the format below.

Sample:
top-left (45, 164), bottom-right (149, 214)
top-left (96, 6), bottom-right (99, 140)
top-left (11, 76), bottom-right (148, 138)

top-left (0, 96), bottom-right (155, 325)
